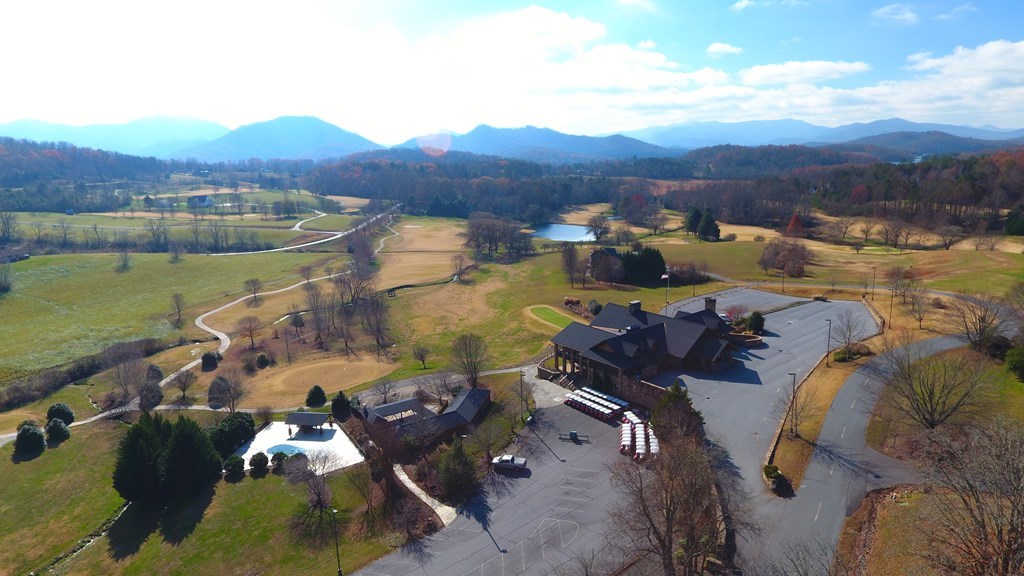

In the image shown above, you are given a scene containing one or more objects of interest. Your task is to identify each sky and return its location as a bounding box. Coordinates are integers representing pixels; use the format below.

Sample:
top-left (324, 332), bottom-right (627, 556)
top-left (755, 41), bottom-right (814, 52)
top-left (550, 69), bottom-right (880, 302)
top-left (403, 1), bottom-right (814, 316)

top-left (1, 0), bottom-right (1022, 145)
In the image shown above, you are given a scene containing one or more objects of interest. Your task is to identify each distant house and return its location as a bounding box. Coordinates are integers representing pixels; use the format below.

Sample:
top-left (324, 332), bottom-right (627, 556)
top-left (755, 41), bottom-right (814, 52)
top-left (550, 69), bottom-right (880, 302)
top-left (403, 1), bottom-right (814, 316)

top-left (187, 195), bottom-right (216, 209)
top-left (550, 298), bottom-right (733, 387)
top-left (363, 387), bottom-right (491, 444)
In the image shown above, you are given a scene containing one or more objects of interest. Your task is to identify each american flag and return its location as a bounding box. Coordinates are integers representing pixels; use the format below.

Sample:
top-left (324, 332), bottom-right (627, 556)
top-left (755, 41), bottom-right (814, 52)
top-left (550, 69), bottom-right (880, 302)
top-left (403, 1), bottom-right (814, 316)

top-left (661, 274), bottom-right (669, 280)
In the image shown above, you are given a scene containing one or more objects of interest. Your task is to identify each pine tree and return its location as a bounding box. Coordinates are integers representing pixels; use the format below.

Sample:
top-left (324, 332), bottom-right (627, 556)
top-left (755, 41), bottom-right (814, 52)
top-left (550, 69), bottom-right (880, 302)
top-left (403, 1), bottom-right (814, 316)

top-left (697, 211), bottom-right (719, 241)
top-left (113, 412), bottom-right (170, 507)
top-left (785, 214), bottom-right (805, 237)
top-left (686, 208), bottom-right (702, 235)
top-left (161, 416), bottom-right (223, 500)
top-left (437, 437), bottom-right (476, 501)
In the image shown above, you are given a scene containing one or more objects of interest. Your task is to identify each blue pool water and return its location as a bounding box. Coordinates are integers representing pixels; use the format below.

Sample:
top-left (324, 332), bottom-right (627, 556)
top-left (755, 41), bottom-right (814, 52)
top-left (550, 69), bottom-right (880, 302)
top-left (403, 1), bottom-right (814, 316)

top-left (266, 444), bottom-right (306, 456)
top-left (530, 224), bottom-right (594, 242)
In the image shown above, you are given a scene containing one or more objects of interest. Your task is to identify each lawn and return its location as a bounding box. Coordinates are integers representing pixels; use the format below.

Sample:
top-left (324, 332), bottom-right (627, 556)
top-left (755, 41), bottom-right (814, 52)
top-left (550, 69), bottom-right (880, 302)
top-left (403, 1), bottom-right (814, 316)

top-left (0, 420), bottom-right (126, 576)
top-left (0, 251), bottom-right (328, 382)
top-left (0, 384), bottom-right (98, 434)
top-left (53, 463), bottom-right (392, 576)
top-left (529, 305), bottom-right (575, 329)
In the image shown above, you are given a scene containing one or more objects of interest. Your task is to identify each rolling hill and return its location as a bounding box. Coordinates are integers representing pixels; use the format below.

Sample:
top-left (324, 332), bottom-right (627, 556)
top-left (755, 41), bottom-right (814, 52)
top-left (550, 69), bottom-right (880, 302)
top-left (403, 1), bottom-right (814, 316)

top-left (0, 117), bottom-right (229, 156)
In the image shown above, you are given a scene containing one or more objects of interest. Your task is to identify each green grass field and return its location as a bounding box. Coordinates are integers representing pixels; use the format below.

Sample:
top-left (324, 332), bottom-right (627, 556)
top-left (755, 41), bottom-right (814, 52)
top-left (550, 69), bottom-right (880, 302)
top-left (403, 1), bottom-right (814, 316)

top-left (53, 462), bottom-right (391, 576)
top-left (531, 306), bottom-right (574, 328)
top-left (0, 251), bottom-right (330, 382)
top-left (0, 384), bottom-right (98, 433)
top-left (0, 420), bottom-right (126, 576)
top-left (15, 212), bottom-right (314, 230)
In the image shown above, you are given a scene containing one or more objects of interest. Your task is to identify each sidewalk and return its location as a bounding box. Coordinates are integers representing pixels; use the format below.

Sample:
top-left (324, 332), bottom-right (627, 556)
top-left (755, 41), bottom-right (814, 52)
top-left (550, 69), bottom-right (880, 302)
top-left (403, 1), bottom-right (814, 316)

top-left (392, 463), bottom-right (457, 526)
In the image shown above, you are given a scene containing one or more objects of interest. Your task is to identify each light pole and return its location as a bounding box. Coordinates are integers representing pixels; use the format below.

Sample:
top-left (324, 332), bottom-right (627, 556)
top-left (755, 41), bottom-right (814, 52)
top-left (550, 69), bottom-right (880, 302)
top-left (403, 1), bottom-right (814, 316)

top-left (871, 266), bottom-right (876, 300)
top-left (665, 268), bottom-right (670, 305)
top-left (889, 287), bottom-right (895, 331)
top-left (331, 508), bottom-right (343, 576)
top-left (825, 318), bottom-right (832, 367)
top-left (787, 372), bottom-right (797, 436)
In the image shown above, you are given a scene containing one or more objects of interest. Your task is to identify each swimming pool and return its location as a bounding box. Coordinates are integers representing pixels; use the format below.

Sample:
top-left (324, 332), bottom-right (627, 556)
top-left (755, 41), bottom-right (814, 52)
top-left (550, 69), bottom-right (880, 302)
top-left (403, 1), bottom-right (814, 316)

top-left (266, 444), bottom-right (306, 457)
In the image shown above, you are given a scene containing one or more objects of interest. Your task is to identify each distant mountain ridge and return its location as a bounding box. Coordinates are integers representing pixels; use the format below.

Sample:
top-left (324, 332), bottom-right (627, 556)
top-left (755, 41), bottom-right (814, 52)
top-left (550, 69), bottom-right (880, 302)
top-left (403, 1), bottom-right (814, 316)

top-left (620, 118), bottom-right (1024, 150)
top-left (167, 116), bottom-right (383, 162)
top-left (397, 125), bottom-right (671, 163)
top-left (0, 117), bottom-right (229, 156)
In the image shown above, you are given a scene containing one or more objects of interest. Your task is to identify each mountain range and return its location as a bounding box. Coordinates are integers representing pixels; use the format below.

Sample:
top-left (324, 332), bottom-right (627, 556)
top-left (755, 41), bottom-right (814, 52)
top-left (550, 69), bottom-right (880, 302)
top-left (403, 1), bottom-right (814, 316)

top-left (1, 115), bottom-right (1022, 164)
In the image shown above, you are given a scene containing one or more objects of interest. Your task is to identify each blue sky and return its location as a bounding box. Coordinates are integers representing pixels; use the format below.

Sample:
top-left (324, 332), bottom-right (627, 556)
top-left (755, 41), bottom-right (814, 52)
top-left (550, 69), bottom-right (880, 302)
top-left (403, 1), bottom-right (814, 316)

top-left (1, 0), bottom-right (1021, 144)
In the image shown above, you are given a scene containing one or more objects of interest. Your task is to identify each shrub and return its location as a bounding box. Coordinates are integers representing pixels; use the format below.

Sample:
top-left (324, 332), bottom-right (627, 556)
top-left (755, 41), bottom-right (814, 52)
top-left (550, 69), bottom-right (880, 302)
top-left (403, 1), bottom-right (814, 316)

top-left (209, 412), bottom-right (256, 459)
top-left (812, 294), bottom-right (828, 302)
top-left (306, 384), bottom-right (327, 407)
top-left (14, 424), bottom-right (45, 455)
top-left (271, 451), bottom-right (288, 468)
top-left (721, 233), bottom-right (737, 242)
top-left (17, 419), bottom-right (40, 431)
top-left (145, 364), bottom-right (164, 384)
top-left (138, 381), bottom-right (163, 411)
top-left (979, 334), bottom-right (1012, 361)
top-left (208, 375), bottom-right (230, 406)
top-left (588, 299), bottom-right (603, 316)
top-left (763, 464), bottom-right (780, 480)
top-left (753, 235), bottom-right (766, 242)
top-left (256, 353), bottom-right (270, 369)
top-left (437, 437), bottom-right (476, 502)
top-left (45, 418), bottom-right (71, 443)
top-left (223, 455), bottom-right (245, 477)
top-left (749, 311), bottom-right (765, 335)
top-left (201, 351), bottom-right (219, 371)
top-left (242, 355), bottom-right (258, 375)
top-left (931, 297), bottom-right (945, 309)
top-left (249, 451), bottom-right (269, 472)
top-left (46, 402), bottom-right (75, 426)
top-left (1007, 348), bottom-right (1024, 381)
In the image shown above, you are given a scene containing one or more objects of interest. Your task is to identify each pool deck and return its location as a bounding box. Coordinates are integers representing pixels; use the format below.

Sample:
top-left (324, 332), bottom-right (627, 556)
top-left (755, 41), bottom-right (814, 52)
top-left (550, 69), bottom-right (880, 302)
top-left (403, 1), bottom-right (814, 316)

top-left (234, 421), bottom-right (365, 472)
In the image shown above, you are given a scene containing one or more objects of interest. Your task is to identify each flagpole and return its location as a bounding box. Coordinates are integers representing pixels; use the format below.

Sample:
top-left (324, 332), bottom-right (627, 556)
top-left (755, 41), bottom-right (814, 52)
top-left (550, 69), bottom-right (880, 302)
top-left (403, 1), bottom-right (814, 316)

top-left (665, 268), bottom-right (670, 305)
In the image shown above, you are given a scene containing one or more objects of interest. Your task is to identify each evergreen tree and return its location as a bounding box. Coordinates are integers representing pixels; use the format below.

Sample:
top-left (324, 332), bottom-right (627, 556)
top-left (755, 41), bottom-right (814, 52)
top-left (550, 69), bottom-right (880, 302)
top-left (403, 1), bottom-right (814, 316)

top-left (306, 384), bottom-right (327, 407)
top-left (113, 412), bottom-right (171, 507)
top-left (331, 391), bottom-right (351, 421)
top-left (161, 416), bottom-right (223, 500)
top-left (46, 402), bottom-right (75, 426)
top-left (437, 437), bottom-right (476, 501)
top-left (697, 210), bottom-right (720, 241)
top-left (686, 207), bottom-right (702, 235)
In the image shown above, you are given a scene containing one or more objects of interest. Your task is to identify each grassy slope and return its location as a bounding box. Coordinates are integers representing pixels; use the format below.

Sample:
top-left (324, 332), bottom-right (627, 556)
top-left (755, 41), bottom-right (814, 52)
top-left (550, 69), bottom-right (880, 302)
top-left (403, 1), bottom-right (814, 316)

top-left (530, 305), bottom-right (574, 328)
top-left (0, 251), bottom-right (328, 381)
top-left (0, 384), bottom-right (98, 433)
top-left (54, 465), bottom-right (390, 576)
top-left (0, 420), bottom-right (126, 576)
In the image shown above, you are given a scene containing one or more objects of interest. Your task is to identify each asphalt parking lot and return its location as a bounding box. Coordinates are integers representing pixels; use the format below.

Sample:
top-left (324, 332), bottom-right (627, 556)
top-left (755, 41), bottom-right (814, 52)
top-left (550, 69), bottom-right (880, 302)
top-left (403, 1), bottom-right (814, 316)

top-left (354, 403), bottom-right (624, 576)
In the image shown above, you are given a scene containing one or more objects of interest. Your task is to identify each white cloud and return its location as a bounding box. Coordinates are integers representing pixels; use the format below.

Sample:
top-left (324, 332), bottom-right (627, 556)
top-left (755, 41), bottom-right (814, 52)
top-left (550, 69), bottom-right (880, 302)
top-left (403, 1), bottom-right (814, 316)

top-left (730, 0), bottom-right (806, 12)
top-left (740, 60), bottom-right (870, 85)
top-left (871, 4), bottom-right (919, 25)
top-left (935, 2), bottom-right (976, 20)
top-left (637, 39), bottom-right (657, 50)
top-left (617, 0), bottom-right (657, 11)
top-left (706, 42), bottom-right (743, 57)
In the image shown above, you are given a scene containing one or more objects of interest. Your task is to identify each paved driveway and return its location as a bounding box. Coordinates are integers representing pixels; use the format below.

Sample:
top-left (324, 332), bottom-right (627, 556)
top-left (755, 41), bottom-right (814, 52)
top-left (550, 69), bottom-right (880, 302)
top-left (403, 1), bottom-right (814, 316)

top-left (654, 289), bottom-right (878, 568)
top-left (354, 403), bottom-right (624, 576)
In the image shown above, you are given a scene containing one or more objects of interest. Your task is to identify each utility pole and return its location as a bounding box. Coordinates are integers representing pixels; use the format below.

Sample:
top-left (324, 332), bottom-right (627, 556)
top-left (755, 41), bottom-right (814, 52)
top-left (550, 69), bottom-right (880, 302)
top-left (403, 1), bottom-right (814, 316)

top-left (889, 287), bottom-right (895, 330)
top-left (787, 372), bottom-right (797, 436)
top-left (871, 266), bottom-right (876, 300)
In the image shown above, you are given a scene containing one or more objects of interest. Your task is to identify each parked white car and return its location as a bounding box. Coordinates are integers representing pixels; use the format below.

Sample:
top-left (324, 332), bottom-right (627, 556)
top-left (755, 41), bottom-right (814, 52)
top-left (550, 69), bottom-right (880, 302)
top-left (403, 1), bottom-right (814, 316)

top-left (491, 454), bottom-right (527, 470)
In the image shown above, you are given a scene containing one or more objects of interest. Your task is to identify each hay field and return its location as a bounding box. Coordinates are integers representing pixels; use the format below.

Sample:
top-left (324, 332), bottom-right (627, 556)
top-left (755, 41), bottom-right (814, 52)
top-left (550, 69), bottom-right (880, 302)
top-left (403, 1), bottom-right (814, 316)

top-left (376, 217), bottom-right (468, 287)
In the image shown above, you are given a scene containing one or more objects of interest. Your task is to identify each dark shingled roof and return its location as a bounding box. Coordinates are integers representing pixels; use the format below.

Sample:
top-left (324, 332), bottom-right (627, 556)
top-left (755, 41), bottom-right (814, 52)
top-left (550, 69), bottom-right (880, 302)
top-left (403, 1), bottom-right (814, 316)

top-left (552, 301), bottom-right (731, 370)
top-left (285, 412), bottom-right (330, 427)
top-left (366, 388), bottom-right (491, 441)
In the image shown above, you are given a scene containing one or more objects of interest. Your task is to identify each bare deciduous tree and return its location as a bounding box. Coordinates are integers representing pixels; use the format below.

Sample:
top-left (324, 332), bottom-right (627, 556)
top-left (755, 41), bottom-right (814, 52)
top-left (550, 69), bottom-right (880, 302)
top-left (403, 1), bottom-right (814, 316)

top-left (452, 333), bottom-right (488, 388)
top-left (561, 243), bottom-right (580, 288)
top-left (235, 315), bottom-right (263, 350)
top-left (452, 253), bottom-right (467, 277)
top-left (772, 379), bottom-right (819, 439)
top-left (948, 290), bottom-right (1008, 350)
top-left (586, 214), bottom-right (611, 244)
top-left (906, 279), bottom-right (930, 329)
top-left (467, 418), bottom-right (507, 460)
top-left (172, 370), bottom-right (196, 402)
top-left (924, 418), bottom-right (1024, 576)
top-left (608, 439), bottom-right (726, 576)
top-left (935, 225), bottom-right (965, 250)
top-left (360, 295), bottom-right (391, 358)
top-left (373, 380), bottom-right (395, 405)
top-left (418, 369), bottom-right (456, 410)
top-left (412, 345), bottom-right (430, 369)
top-left (858, 220), bottom-right (875, 244)
top-left (210, 368), bottom-right (248, 413)
top-left (831, 308), bottom-right (867, 357)
top-left (243, 278), bottom-right (263, 306)
top-left (299, 265), bottom-right (314, 284)
top-left (285, 449), bottom-right (339, 548)
top-left (870, 332), bottom-right (994, 429)
top-left (105, 343), bottom-right (145, 406)
top-left (171, 292), bottom-right (185, 328)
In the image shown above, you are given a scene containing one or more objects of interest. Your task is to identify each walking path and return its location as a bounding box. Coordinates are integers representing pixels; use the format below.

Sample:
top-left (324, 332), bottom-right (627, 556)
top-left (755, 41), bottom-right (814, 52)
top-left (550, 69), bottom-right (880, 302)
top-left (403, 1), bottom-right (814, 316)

top-left (392, 464), bottom-right (458, 526)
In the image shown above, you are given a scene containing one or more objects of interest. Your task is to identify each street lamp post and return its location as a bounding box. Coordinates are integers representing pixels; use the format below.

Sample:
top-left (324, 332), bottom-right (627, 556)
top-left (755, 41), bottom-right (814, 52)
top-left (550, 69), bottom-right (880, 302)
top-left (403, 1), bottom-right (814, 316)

top-left (889, 288), bottom-right (895, 331)
top-left (825, 318), bottom-right (832, 367)
top-left (331, 508), bottom-right (343, 576)
top-left (871, 266), bottom-right (876, 300)
top-left (787, 372), bottom-right (797, 436)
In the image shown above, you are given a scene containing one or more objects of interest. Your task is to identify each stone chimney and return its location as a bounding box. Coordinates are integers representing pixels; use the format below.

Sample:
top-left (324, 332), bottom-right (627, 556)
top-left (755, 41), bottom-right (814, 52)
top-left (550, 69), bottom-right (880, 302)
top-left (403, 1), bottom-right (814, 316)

top-left (628, 300), bottom-right (642, 315)
top-left (704, 297), bottom-right (717, 313)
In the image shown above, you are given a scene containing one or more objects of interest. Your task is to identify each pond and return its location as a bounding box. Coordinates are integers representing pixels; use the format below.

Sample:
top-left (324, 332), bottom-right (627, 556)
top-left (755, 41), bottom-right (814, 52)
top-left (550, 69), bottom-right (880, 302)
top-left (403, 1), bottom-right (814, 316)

top-left (530, 223), bottom-right (594, 242)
